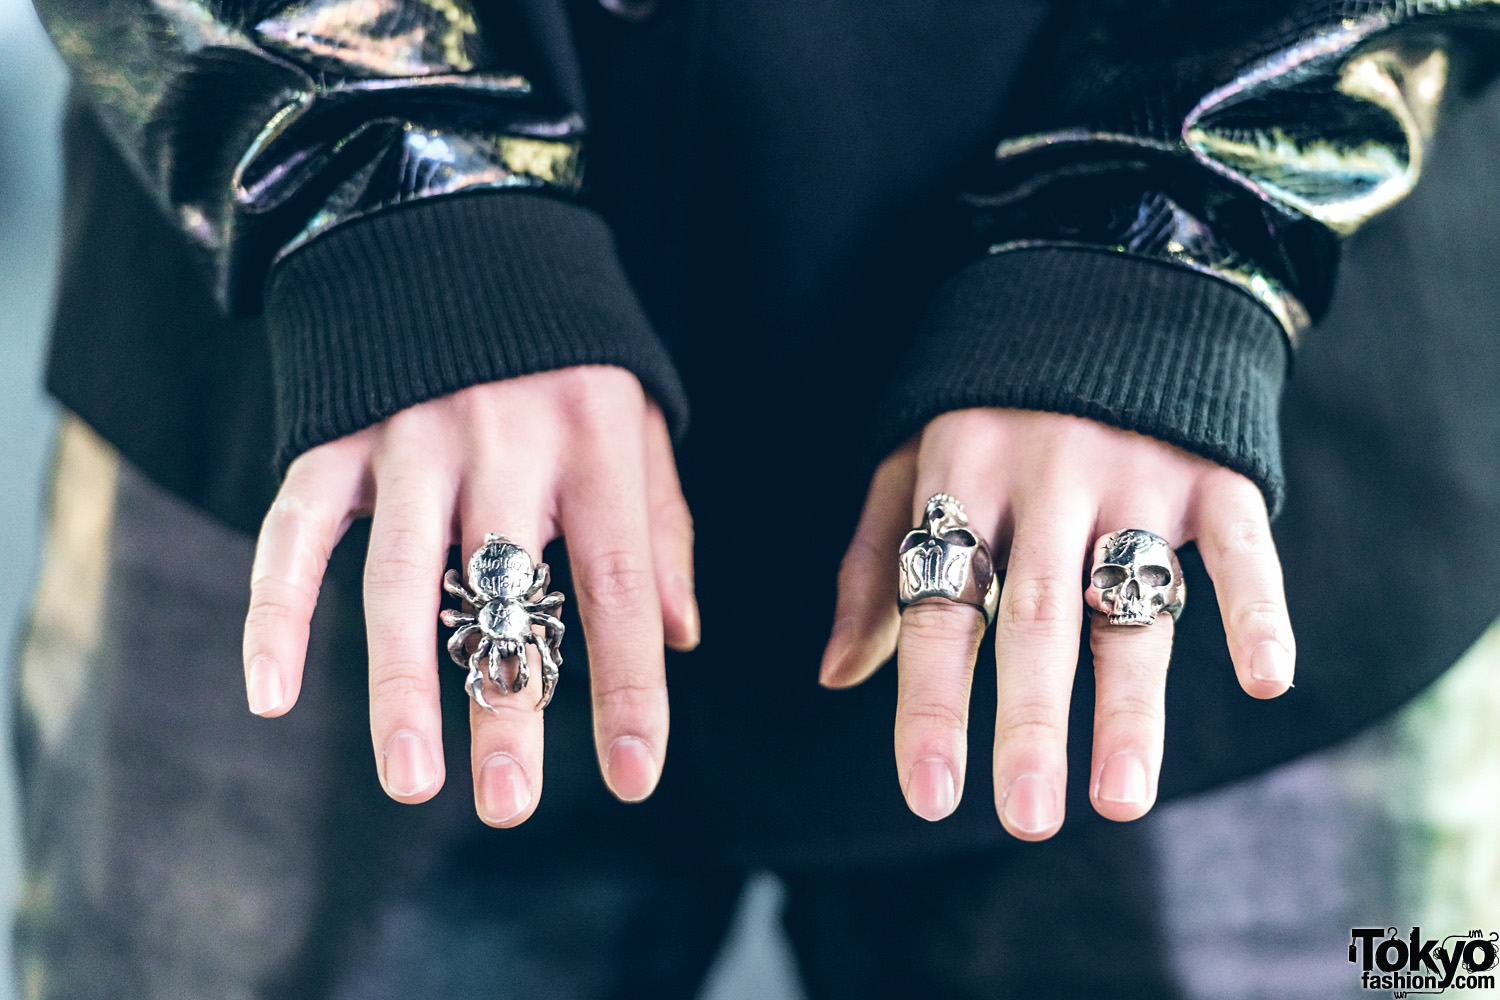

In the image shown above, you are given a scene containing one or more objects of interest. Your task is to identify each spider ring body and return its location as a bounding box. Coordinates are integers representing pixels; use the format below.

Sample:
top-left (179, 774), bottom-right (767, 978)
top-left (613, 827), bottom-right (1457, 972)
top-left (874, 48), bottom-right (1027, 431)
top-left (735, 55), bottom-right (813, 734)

top-left (439, 533), bottom-right (566, 711)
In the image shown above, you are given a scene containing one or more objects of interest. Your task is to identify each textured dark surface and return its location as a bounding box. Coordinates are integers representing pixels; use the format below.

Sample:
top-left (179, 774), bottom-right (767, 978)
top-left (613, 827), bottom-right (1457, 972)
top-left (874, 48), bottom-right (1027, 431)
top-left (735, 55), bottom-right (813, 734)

top-left (265, 192), bottom-right (688, 472)
top-left (872, 246), bottom-right (1289, 511)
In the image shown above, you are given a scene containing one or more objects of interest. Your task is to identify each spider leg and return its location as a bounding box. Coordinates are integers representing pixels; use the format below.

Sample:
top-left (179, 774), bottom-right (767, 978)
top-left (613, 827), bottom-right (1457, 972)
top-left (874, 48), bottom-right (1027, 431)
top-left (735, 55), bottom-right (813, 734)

top-left (491, 637), bottom-right (529, 694)
top-left (526, 593), bottom-right (564, 613)
top-left (465, 638), bottom-right (495, 707)
top-left (446, 622), bottom-right (480, 668)
top-left (527, 563), bottom-right (551, 600)
top-left (467, 665), bottom-right (497, 712)
top-left (441, 608), bottom-right (476, 628)
top-left (531, 629), bottom-right (561, 710)
top-left (528, 612), bottom-right (565, 658)
top-left (444, 569), bottom-right (482, 607)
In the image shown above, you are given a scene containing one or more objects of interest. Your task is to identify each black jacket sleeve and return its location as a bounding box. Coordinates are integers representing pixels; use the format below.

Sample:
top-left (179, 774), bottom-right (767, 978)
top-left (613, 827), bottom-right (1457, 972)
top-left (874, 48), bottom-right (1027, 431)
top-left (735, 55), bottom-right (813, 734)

top-left (35, 0), bottom-right (687, 472)
top-left (874, 1), bottom-right (1500, 514)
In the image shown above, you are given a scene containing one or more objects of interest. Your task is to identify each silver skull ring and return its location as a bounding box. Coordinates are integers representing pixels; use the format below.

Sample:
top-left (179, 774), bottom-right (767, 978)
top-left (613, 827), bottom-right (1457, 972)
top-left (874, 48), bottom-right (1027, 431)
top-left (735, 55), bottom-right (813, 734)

top-left (897, 494), bottom-right (1000, 626)
top-left (1084, 529), bottom-right (1185, 626)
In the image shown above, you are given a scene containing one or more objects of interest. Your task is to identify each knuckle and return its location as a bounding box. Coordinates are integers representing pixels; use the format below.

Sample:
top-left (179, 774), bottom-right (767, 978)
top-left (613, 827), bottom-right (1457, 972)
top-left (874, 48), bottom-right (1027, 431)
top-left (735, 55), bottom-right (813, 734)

top-left (1211, 518), bottom-right (1271, 561)
top-left (995, 707), bottom-right (1067, 748)
top-left (923, 408), bottom-right (1002, 451)
top-left (838, 534), bottom-right (888, 586)
top-left (998, 576), bottom-right (1077, 634)
top-left (1098, 694), bottom-right (1163, 732)
top-left (899, 698), bottom-right (969, 735)
top-left (592, 673), bottom-right (664, 719)
top-left (245, 580), bottom-right (314, 630)
top-left (563, 373), bottom-right (646, 437)
top-left (900, 601), bottom-right (980, 647)
top-left (365, 523), bottom-right (436, 589)
top-left (652, 494), bottom-right (694, 544)
top-left (262, 493), bottom-right (340, 542)
top-left (1231, 600), bottom-right (1287, 640)
top-left (369, 666), bottom-right (434, 707)
top-left (579, 548), bottom-right (654, 617)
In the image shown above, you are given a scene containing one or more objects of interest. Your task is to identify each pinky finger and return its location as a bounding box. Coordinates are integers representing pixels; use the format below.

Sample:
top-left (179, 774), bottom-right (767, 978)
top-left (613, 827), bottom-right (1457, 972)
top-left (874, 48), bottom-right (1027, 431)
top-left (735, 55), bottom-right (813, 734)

top-left (1195, 472), bottom-right (1295, 698)
top-left (243, 442), bottom-right (366, 716)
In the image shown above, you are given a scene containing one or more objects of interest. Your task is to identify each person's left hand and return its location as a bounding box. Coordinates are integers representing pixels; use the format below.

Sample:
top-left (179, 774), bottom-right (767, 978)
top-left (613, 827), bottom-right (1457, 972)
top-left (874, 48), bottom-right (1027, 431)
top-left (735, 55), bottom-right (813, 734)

top-left (819, 408), bottom-right (1295, 839)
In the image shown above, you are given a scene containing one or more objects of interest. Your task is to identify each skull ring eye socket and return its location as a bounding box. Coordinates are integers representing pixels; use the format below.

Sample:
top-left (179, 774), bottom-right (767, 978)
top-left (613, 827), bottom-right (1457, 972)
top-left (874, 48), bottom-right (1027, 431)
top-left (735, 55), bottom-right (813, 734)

top-left (1138, 564), bottom-right (1172, 588)
top-left (1091, 565), bottom-right (1128, 590)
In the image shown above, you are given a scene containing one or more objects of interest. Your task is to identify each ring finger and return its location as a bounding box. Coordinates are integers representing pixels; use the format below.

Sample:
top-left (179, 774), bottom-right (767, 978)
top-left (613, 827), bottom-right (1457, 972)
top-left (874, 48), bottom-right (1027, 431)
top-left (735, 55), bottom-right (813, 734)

top-left (1085, 510), bottom-right (1181, 822)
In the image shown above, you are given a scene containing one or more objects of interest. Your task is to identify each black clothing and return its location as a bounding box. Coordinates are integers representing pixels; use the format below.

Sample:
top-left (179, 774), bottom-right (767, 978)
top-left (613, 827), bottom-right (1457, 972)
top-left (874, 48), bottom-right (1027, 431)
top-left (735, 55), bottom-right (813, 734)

top-left (37, 0), bottom-right (1500, 868)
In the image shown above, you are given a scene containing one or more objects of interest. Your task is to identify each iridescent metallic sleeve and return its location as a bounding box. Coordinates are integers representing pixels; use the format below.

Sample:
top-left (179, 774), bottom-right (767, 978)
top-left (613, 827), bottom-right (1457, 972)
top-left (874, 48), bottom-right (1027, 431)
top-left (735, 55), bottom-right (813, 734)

top-left (971, 1), bottom-right (1500, 346)
top-left (34, 0), bottom-right (586, 312)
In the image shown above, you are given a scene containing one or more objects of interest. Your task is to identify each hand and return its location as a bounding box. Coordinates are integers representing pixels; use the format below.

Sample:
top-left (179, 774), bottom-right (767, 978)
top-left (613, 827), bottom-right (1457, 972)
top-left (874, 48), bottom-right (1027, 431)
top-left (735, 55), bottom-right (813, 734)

top-left (820, 409), bottom-right (1294, 840)
top-left (241, 366), bottom-right (699, 825)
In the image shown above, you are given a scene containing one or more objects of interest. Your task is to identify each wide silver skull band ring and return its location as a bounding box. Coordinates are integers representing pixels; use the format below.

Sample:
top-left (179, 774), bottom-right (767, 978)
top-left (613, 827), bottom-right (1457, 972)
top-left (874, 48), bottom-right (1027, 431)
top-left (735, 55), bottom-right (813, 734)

top-left (440, 533), bottom-right (567, 712)
top-left (898, 494), bottom-right (1001, 626)
top-left (1085, 529), bottom-right (1185, 626)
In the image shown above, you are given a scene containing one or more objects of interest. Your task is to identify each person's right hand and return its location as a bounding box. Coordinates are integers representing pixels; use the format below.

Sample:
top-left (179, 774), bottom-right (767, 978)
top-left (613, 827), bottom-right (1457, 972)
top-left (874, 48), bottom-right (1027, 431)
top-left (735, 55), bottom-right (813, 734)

top-left (240, 365), bottom-right (700, 826)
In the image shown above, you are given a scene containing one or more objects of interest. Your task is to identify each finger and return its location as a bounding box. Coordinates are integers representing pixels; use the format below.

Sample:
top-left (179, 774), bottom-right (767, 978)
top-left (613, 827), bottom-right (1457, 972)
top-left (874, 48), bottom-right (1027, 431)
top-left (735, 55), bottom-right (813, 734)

top-left (895, 598), bottom-right (985, 822)
top-left (470, 696), bottom-right (546, 828)
top-left (1195, 471), bottom-right (1295, 698)
top-left (1086, 515), bottom-right (1179, 822)
top-left (454, 476), bottom-right (553, 826)
top-left (560, 405), bottom-right (669, 803)
top-left (644, 404), bottom-right (700, 652)
top-left (992, 493), bottom-right (1091, 841)
top-left (891, 430), bottom-right (1006, 823)
top-left (364, 438), bottom-right (455, 804)
top-left (243, 439), bottom-right (367, 717)
top-left (820, 443), bottom-right (917, 689)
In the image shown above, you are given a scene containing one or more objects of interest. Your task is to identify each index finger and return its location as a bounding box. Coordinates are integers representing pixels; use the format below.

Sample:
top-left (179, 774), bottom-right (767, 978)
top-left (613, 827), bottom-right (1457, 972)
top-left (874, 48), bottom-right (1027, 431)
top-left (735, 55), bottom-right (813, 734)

top-left (243, 441), bottom-right (366, 717)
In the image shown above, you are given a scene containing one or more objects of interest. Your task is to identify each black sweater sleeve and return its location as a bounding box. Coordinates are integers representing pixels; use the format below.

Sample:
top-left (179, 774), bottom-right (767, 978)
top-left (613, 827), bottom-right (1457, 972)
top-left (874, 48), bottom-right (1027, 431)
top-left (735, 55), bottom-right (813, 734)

top-left (873, 1), bottom-right (1500, 514)
top-left (34, 0), bottom-right (687, 472)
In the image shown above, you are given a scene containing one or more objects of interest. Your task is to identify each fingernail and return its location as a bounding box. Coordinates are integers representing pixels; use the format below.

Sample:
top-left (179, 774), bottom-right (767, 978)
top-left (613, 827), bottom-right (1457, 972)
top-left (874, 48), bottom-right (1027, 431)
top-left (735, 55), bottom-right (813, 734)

top-left (383, 730), bottom-right (438, 798)
top-left (246, 655), bottom-right (284, 716)
top-left (677, 574), bottom-right (701, 647)
top-left (477, 753), bottom-right (533, 825)
top-left (907, 757), bottom-right (957, 821)
top-left (1095, 752), bottom-right (1148, 806)
top-left (1250, 641), bottom-right (1294, 685)
top-left (605, 736), bottom-right (658, 802)
top-left (818, 619), bottom-right (853, 686)
top-left (1002, 773), bottom-right (1058, 836)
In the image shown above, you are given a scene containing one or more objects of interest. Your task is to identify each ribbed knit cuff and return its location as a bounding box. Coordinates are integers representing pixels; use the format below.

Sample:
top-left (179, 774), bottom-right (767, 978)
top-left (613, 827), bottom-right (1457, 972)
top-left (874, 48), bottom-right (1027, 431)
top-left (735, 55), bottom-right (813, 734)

top-left (872, 246), bottom-right (1291, 514)
top-left (264, 191), bottom-right (687, 474)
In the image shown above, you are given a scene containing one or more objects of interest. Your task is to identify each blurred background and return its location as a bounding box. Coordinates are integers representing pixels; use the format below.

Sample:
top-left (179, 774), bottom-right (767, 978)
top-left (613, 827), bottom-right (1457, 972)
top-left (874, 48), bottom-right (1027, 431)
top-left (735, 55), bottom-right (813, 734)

top-left (0, 0), bottom-right (67, 993)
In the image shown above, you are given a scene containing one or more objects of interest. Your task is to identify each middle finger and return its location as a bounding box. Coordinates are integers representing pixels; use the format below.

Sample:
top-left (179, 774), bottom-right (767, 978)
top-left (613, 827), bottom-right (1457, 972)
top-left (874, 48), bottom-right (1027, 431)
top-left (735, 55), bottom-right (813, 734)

top-left (991, 490), bottom-right (1092, 841)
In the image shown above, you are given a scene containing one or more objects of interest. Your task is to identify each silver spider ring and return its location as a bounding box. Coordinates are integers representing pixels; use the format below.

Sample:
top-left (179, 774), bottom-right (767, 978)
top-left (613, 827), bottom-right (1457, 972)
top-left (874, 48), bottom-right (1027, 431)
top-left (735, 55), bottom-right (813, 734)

top-left (440, 533), bottom-right (566, 711)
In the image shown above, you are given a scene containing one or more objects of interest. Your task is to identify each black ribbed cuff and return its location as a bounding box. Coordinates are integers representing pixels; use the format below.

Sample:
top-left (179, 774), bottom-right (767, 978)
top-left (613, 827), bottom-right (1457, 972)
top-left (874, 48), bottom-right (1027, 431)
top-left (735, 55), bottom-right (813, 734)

top-left (872, 247), bottom-right (1290, 514)
top-left (264, 191), bottom-right (687, 474)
